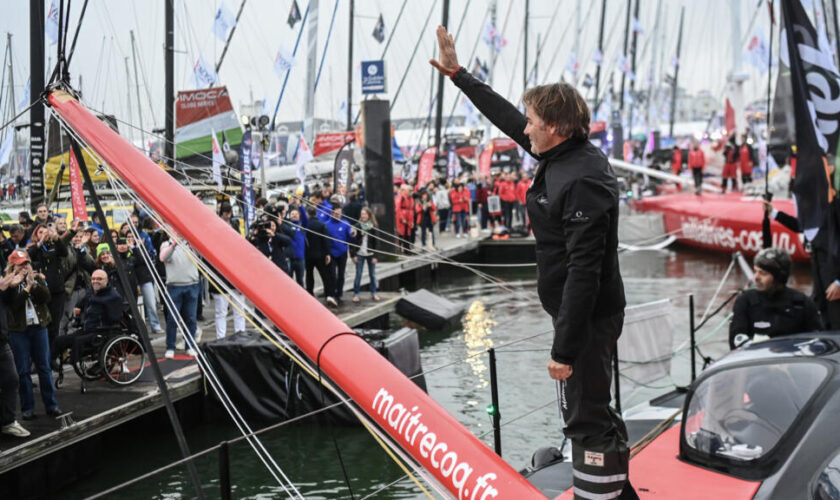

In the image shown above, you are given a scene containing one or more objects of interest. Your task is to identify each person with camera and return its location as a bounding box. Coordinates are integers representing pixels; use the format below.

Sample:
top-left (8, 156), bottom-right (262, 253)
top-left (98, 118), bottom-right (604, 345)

top-left (3, 250), bottom-right (60, 420)
top-left (249, 216), bottom-right (293, 274)
top-left (325, 203), bottom-right (356, 305)
top-left (26, 223), bottom-right (70, 365)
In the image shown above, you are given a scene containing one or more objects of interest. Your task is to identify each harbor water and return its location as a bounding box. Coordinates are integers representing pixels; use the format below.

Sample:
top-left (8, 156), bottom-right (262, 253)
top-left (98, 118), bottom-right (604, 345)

top-left (52, 246), bottom-right (811, 499)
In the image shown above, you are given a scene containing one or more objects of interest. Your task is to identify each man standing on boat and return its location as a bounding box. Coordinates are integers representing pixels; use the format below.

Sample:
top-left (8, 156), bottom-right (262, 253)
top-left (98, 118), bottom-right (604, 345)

top-left (432, 26), bottom-right (637, 500)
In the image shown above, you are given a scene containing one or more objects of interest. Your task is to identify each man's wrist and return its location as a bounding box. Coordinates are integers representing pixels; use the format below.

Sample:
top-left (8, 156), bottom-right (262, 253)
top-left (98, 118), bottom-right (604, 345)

top-left (449, 65), bottom-right (463, 80)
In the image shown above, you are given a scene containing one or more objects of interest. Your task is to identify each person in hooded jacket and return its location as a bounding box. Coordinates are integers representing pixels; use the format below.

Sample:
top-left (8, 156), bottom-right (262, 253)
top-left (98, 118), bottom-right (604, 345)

top-left (431, 26), bottom-right (637, 499)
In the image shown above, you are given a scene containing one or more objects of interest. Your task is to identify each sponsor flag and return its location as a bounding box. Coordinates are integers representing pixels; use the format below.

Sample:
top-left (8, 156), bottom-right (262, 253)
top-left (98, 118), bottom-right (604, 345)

top-left (68, 149), bottom-right (88, 221)
top-left (239, 131), bottom-right (255, 228)
top-left (746, 29), bottom-right (771, 73)
top-left (17, 78), bottom-right (30, 112)
top-left (334, 142), bottom-right (355, 198)
top-left (417, 147), bottom-right (437, 187)
top-left (392, 136), bottom-right (405, 163)
top-left (781, 0), bottom-right (840, 239)
top-left (213, 1), bottom-right (237, 41)
top-left (211, 128), bottom-right (224, 188)
top-left (46, 2), bottom-right (59, 45)
top-left (191, 55), bottom-right (218, 88)
top-left (287, 0), bottom-right (302, 28)
top-left (273, 44), bottom-right (295, 78)
top-left (724, 98), bottom-right (736, 134)
top-left (175, 87), bottom-right (242, 160)
top-left (482, 21), bottom-right (507, 52)
top-left (446, 143), bottom-right (460, 179)
top-left (295, 134), bottom-right (313, 183)
top-left (478, 142), bottom-right (493, 178)
top-left (372, 14), bottom-right (387, 43)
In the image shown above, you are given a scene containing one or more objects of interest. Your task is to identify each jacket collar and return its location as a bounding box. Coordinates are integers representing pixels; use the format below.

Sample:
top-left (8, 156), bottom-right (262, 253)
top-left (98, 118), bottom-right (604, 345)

top-left (538, 136), bottom-right (587, 161)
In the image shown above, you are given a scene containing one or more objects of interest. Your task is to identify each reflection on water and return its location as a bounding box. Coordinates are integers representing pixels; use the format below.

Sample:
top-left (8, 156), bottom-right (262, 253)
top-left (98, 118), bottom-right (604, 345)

top-left (461, 300), bottom-right (498, 388)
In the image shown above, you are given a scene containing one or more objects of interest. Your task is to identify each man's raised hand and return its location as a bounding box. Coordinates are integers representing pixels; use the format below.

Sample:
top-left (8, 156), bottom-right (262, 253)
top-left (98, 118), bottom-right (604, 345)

top-left (429, 25), bottom-right (460, 75)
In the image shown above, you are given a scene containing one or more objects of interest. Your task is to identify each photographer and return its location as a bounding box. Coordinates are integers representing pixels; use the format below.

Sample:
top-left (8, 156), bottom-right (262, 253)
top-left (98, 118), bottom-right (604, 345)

top-left (249, 218), bottom-right (292, 274)
top-left (27, 222), bottom-right (69, 359)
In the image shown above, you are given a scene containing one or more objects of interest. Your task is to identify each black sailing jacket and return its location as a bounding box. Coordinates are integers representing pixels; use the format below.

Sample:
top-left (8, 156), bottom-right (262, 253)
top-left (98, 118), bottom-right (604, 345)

top-left (452, 68), bottom-right (625, 364)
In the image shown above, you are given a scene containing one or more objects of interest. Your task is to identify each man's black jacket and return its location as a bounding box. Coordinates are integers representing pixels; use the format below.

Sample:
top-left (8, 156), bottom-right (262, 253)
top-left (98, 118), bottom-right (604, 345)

top-left (453, 68), bottom-right (625, 365)
top-left (77, 285), bottom-right (126, 333)
top-left (729, 287), bottom-right (821, 349)
top-left (305, 218), bottom-right (330, 261)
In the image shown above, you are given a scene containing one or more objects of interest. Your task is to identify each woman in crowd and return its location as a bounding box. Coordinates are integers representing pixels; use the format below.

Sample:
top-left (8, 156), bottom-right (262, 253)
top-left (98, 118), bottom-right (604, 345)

top-left (3, 249), bottom-right (60, 420)
top-left (351, 207), bottom-right (380, 303)
top-left (416, 190), bottom-right (438, 250)
top-left (449, 182), bottom-right (471, 238)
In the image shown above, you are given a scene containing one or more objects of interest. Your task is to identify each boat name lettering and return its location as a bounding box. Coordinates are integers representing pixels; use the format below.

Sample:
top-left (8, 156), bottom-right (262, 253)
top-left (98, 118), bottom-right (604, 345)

top-left (179, 89), bottom-right (228, 102)
top-left (678, 216), bottom-right (797, 254)
top-left (373, 387), bottom-right (499, 500)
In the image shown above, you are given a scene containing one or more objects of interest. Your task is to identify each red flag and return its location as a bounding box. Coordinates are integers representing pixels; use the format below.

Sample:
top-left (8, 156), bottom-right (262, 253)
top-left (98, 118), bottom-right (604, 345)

top-left (724, 98), bottom-right (736, 134)
top-left (416, 147), bottom-right (437, 188)
top-left (68, 149), bottom-right (88, 221)
top-left (479, 142), bottom-right (494, 177)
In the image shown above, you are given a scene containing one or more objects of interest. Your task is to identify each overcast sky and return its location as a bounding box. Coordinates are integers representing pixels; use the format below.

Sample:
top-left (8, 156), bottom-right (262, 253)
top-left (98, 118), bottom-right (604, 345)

top-left (1, 0), bottom-right (793, 138)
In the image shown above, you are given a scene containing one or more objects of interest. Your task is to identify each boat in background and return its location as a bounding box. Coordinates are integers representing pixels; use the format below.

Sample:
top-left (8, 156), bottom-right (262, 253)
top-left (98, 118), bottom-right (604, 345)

top-left (632, 192), bottom-right (809, 262)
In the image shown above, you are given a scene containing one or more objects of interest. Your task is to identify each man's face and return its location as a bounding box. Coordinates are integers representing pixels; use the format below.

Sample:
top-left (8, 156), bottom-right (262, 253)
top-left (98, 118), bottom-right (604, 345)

top-left (753, 266), bottom-right (775, 292)
top-left (289, 210), bottom-right (300, 222)
top-left (332, 208), bottom-right (342, 220)
top-left (524, 106), bottom-right (560, 155)
top-left (130, 215), bottom-right (139, 227)
top-left (10, 230), bottom-right (22, 243)
top-left (36, 206), bottom-right (48, 220)
top-left (91, 270), bottom-right (108, 291)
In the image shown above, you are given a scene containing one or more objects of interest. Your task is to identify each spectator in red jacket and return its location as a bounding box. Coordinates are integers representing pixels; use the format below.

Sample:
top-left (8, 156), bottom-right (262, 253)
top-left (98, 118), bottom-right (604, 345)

top-left (449, 183), bottom-right (471, 238)
top-left (395, 184), bottom-right (415, 252)
top-left (476, 176), bottom-right (491, 230)
top-left (739, 134), bottom-right (755, 184)
top-left (494, 173), bottom-right (517, 228)
top-left (687, 141), bottom-right (706, 195)
top-left (671, 146), bottom-right (683, 188)
top-left (516, 172), bottom-right (531, 229)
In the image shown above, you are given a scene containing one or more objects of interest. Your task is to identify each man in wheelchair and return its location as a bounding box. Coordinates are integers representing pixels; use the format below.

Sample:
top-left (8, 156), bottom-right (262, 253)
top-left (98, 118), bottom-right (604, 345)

top-left (53, 270), bottom-right (127, 370)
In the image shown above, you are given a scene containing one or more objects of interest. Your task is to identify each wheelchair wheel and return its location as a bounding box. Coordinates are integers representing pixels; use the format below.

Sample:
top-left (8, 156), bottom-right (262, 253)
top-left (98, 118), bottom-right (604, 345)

top-left (100, 335), bottom-right (146, 386)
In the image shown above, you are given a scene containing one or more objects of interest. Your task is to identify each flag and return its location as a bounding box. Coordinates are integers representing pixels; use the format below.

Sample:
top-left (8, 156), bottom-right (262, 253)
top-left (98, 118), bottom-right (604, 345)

top-left (372, 14), bottom-right (386, 43)
top-left (68, 149), bottom-right (88, 221)
top-left (471, 58), bottom-right (489, 81)
top-left (781, 0), bottom-right (840, 239)
top-left (191, 55), bottom-right (217, 87)
top-left (46, 2), bottom-right (59, 45)
top-left (213, 1), bottom-right (237, 41)
top-left (334, 143), bottom-right (355, 197)
top-left (17, 78), bottom-right (30, 112)
top-left (0, 133), bottom-right (12, 168)
top-left (746, 29), bottom-right (771, 73)
top-left (632, 17), bottom-right (643, 35)
top-left (273, 44), bottom-right (295, 78)
top-left (295, 135), bottom-right (313, 183)
top-left (392, 135), bottom-right (405, 162)
top-left (592, 49), bottom-right (604, 66)
top-left (446, 143), bottom-right (460, 179)
top-left (482, 21), bottom-right (507, 52)
top-left (565, 52), bottom-right (579, 75)
top-left (724, 98), bottom-right (736, 133)
top-left (239, 131), bottom-right (255, 228)
top-left (211, 128), bottom-right (224, 188)
top-left (287, 0), bottom-right (302, 28)
top-left (417, 147), bottom-right (437, 187)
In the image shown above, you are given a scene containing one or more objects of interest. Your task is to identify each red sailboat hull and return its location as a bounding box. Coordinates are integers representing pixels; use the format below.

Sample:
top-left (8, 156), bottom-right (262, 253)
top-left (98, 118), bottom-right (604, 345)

top-left (632, 192), bottom-right (810, 262)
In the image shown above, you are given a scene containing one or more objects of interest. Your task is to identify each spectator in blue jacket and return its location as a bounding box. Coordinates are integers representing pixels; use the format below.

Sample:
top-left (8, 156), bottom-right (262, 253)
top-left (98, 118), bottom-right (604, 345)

top-left (284, 209), bottom-right (306, 286)
top-left (325, 204), bottom-right (355, 305)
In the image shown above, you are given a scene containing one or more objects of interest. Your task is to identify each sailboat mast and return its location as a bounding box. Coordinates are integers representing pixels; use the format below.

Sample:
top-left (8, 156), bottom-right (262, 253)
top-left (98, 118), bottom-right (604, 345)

top-left (164, 0), bottom-right (174, 167)
top-left (124, 58), bottom-right (135, 144)
top-left (130, 31), bottom-right (146, 149)
top-left (7, 33), bottom-right (17, 179)
top-left (627, 0), bottom-right (641, 138)
top-left (486, 0), bottom-right (497, 140)
top-left (593, 0), bottom-right (607, 117)
top-left (434, 0), bottom-right (450, 148)
top-left (304, 0), bottom-right (319, 145)
top-left (346, 0), bottom-right (354, 131)
top-left (523, 0), bottom-right (529, 90)
top-left (669, 6), bottom-right (684, 138)
top-left (29, 0), bottom-right (46, 212)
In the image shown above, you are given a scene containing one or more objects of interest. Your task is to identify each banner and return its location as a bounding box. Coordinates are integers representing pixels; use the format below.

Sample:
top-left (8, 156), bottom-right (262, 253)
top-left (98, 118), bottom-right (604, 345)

top-left (313, 131), bottom-right (356, 157)
top-left (68, 149), bottom-right (88, 221)
top-left (417, 147), bottom-right (437, 187)
top-left (240, 131), bottom-right (255, 229)
top-left (333, 143), bottom-right (355, 199)
top-left (213, 1), bottom-right (237, 41)
top-left (724, 98), bottom-right (736, 134)
top-left (175, 86), bottom-right (242, 160)
top-left (781, 0), bottom-right (840, 239)
top-left (478, 143), bottom-right (493, 178)
top-left (273, 44), bottom-right (295, 79)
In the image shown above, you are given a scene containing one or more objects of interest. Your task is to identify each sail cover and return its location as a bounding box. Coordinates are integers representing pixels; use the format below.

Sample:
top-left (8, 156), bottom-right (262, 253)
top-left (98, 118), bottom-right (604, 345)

top-left (175, 86), bottom-right (243, 161)
top-left (48, 89), bottom-right (544, 499)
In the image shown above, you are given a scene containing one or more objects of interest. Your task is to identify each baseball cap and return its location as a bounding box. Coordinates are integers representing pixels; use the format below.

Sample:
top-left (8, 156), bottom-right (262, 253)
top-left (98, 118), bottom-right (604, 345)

top-left (8, 249), bottom-right (30, 266)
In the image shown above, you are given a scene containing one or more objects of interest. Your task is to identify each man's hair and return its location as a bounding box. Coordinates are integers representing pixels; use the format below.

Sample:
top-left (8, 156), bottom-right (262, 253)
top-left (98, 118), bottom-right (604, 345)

top-left (521, 83), bottom-right (590, 140)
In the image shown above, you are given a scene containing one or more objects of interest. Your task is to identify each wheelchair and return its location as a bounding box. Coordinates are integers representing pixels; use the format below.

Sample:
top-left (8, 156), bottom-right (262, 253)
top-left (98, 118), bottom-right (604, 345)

top-left (55, 316), bottom-right (147, 393)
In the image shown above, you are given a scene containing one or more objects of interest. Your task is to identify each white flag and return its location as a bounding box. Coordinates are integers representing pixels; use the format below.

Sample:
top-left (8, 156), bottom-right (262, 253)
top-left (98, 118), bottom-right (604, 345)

top-left (211, 128), bottom-right (224, 188)
top-left (17, 78), bottom-right (30, 112)
top-left (592, 49), bottom-right (604, 66)
top-left (746, 30), bottom-right (770, 73)
top-left (632, 17), bottom-right (643, 35)
top-left (273, 45), bottom-right (295, 79)
top-left (565, 52), bottom-right (579, 75)
top-left (0, 133), bottom-right (13, 168)
top-left (295, 135), bottom-right (313, 183)
top-left (213, 1), bottom-right (237, 42)
top-left (46, 2), bottom-right (59, 45)
top-left (482, 21), bottom-right (507, 52)
top-left (191, 55), bottom-right (217, 87)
